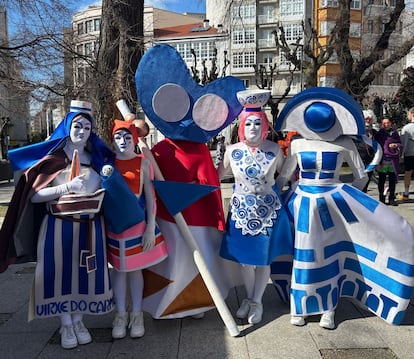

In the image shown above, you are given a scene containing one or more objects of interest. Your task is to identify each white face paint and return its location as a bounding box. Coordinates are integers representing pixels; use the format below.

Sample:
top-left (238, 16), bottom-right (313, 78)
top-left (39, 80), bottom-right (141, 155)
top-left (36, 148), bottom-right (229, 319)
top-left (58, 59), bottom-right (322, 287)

top-left (113, 129), bottom-right (135, 156)
top-left (70, 116), bottom-right (92, 146)
top-left (244, 115), bottom-right (262, 144)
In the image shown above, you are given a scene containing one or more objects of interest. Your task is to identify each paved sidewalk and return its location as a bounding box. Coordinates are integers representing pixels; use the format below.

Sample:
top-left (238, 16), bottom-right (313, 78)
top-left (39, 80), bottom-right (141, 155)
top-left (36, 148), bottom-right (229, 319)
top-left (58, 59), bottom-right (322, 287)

top-left (0, 178), bottom-right (414, 358)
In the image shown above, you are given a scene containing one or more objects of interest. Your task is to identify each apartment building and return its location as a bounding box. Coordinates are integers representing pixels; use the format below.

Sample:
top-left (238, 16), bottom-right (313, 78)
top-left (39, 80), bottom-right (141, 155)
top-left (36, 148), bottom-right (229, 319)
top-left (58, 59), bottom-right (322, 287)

top-left (207, 0), bottom-right (412, 100)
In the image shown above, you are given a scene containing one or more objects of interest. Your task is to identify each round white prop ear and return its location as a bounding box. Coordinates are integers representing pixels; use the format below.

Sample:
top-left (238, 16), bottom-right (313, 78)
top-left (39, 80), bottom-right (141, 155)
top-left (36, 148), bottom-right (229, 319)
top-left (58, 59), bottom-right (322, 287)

top-left (152, 83), bottom-right (190, 122)
top-left (192, 94), bottom-right (229, 131)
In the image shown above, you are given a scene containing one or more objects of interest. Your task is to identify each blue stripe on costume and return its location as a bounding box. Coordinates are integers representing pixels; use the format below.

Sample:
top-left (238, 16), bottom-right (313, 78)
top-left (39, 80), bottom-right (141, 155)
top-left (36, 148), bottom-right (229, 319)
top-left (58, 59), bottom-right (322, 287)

top-left (298, 185), bottom-right (336, 193)
top-left (321, 152), bottom-right (338, 170)
top-left (61, 219), bottom-right (73, 296)
top-left (294, 248), bottom-right (315, 262)
top-left (342, 184), bottom-right (379, 212)
top-left (300, 151), bottom-right (316, 169)
top-left (79, 216), bottom-right (88, 295)
top-left (316, 197), bottom-right (334, 230)
top-left (294, 260), bottom-right (339, 284)
top-left (387, 257), bottom-right (414, 276)
top-left (331, 192), bottom-right (358, 223)
top-left (95, 216), bottom-right (105, 295)
top-left (324, 241), bottom-right (377, 262)
top-left (344, 258), bottom-right (413, 299)
top-left (44, 216), bottom-right (55, 299)
top-left (297, 196), bottom-right (310, 233)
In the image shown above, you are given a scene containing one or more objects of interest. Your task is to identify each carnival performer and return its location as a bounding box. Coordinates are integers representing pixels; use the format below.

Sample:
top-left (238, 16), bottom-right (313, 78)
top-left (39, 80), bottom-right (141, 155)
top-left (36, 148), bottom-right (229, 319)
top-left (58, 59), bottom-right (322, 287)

top-left (275, 87), bottom-right (414, 329)
top-left (0, 101), bottom-right (114, 349)
top-left (217, 89), bottom-right (293, 325)
top-left (108, 119), bottom-right (167, 339)
top-left (135, 44), bottom-right (244, 325)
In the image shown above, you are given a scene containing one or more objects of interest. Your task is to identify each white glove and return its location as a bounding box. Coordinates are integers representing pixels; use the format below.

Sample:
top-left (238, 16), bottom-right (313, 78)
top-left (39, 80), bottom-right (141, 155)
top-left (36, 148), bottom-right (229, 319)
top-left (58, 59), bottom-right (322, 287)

top-left (141, 226), bottom-right (155, 252)
top-left (31, 182), bottom-right (70, 203)
top-left (67, 174), bottom-right (86, 193)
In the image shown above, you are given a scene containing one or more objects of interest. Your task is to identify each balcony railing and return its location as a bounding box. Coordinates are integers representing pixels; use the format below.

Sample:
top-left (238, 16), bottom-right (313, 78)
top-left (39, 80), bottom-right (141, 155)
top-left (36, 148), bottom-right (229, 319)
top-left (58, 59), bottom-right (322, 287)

top-left (258, 39), bottom-right (276, 48)
top-left (258, 15), bottom-right (277, 25)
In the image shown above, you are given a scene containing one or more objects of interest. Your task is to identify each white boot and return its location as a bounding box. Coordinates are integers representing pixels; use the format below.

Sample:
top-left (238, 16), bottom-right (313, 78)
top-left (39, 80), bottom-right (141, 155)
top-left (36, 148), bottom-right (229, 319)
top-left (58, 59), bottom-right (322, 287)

top-left (236, 298), bottom-right (251, 319)
top-left (247, 302), bottom-right (263, 324)
top-left (129, 311), bottom-right (145, 338)
top-left (60, 325), bottom-right (78, 349)
top-left (73, 320), bottom-right (92, 345)
top-left (112, 312), bottom-right (128, 339)
top-left (319, 311), bottom-right (335, 329)
top-left (290, 316), bottom-right (306, 326)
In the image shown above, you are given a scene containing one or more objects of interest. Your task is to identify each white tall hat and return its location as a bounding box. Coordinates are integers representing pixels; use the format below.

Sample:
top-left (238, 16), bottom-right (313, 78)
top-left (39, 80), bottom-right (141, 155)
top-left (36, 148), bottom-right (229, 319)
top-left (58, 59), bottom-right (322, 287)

top-left (70, 100), bottom-right (92, 114)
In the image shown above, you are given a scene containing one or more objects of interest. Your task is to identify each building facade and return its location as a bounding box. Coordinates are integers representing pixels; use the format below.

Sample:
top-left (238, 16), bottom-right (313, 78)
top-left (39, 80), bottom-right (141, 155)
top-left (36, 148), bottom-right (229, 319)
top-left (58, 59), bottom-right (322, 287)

top-left (0, 6), bottom-right (29, 158)
top-left (206, 0), bottom-right (412, 100)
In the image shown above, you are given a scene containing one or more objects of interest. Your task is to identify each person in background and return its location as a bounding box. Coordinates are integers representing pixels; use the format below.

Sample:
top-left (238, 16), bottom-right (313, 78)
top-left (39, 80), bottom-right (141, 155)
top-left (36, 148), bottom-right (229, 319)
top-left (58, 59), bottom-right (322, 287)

top-left (353, 111), bottom-right (377, 193)
top-left (215, 135), bottom-right (226, 167)
top-left (373, 118), bottom-right (402, 205)
top-left (397, 107), bottom-right (414, 201)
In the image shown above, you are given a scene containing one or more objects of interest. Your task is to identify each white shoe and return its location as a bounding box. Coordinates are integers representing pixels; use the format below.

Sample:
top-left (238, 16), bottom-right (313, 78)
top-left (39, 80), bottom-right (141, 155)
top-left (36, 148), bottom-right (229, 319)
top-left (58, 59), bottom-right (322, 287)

top-left (191, 312), bottom-right (205, 319)
top-left (319, 311), bottom-right (335, 329)
top-left (247, 302), bottom-right (263, 324)
top-left (112, 312), bottom-right (128, 339)
top-left (73, 320), bottom-right (92, 345)
top-left (236, 298), bottom-right (251, 319)
top-left (60, 325), bottom-right (78, 349)
top-left (290, 316), bottom-right (306, 326)
top-left (129, 311), bottom-right (145, 338)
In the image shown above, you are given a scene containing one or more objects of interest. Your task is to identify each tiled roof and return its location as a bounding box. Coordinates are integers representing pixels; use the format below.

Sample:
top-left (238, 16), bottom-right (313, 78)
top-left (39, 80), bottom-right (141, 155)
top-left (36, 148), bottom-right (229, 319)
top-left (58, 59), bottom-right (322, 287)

top-left (155, 23), bottom-right (218, 39)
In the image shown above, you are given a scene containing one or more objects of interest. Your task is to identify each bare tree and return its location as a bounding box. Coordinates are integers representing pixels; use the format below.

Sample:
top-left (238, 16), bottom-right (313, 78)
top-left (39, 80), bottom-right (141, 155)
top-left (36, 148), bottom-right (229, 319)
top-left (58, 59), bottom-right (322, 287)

top-left (93, 0), bottom-right (144, 143)
top-left (334, 0), bottom-right (414, 100)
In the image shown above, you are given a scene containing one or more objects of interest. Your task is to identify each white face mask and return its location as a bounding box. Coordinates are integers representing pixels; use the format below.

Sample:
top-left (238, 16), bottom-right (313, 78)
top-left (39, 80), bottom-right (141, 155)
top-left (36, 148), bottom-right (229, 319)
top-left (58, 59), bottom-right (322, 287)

top-left (244, 115), bottom-right (262, 144)
top-left (113, 129), bottom-right (135, 155)
top-left (70, 116), bottom-right (92, 146)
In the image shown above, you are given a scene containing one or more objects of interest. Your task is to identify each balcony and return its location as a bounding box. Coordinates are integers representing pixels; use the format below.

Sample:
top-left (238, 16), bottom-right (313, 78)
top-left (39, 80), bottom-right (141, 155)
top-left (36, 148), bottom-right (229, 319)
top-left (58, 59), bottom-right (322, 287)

top-left (258, 15), bottom-right (277, 25)
top-left (258, 39), bottom-right (276, 49)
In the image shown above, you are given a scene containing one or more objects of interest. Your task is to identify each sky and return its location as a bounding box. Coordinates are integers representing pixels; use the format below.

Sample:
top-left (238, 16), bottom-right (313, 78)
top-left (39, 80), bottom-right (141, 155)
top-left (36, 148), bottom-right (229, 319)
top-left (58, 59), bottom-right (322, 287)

top-left (77, 0), bottom-right (206, 14)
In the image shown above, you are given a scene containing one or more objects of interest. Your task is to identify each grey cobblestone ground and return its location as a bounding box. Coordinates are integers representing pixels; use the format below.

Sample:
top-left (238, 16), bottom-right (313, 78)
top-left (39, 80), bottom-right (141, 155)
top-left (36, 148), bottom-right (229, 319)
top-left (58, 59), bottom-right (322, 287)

top-left (0, 176), bottom-right (414, 358)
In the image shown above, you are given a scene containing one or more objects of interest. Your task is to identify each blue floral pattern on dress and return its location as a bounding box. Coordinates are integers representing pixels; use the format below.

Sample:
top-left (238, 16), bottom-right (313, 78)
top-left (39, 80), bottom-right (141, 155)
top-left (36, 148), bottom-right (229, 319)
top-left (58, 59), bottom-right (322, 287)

top-left (229, 146), bottom-right (281, 235)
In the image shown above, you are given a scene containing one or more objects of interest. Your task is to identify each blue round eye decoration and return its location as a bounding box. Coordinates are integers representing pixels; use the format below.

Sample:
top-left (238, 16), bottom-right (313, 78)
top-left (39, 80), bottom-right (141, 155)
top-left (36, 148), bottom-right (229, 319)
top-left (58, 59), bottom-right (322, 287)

top-left (304, 102), bottom-right (336, 133)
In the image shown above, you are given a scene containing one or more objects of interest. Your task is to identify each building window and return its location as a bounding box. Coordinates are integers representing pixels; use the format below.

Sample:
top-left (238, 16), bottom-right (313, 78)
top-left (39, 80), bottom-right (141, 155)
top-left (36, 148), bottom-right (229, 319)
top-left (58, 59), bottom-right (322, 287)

top-left (367, 20), bottom-right (374, 33)
top-left (243, 79), bottom-right (250, 88)
top-left (84, 42), bottom-right (93, 56)
top-left (232, 27), bottom-right (255, 45)
top-left (94, 18), bottom-right (101, 32)
top-left (319, 76), bottom-right (336, 87)
top-left (175, 42), bottom-right (215, 62)
top-left (350, 1), bottom-right (361, 9)
top-left (320, 0), bottom-right (338, 8)
top-left (76, 44), bottom-right (83, 55)
top-left (232, 51), bottom-right (256, 69)
top-left (320, 21), bottom-right (336, 36)
top-left (283, 23), bottom-right (303, 42)
top-left (280, 0), bottom-right (304, 16)
top-left (232, 3), bottom-right (256, 21)
top-left (85, 20), bottom-right (93, 33)
top-left (349, 23), bottom-right (361, 37)
top-left (77, 23), bottom-right (84, 35)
